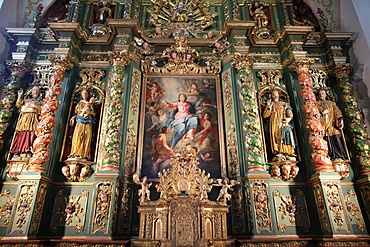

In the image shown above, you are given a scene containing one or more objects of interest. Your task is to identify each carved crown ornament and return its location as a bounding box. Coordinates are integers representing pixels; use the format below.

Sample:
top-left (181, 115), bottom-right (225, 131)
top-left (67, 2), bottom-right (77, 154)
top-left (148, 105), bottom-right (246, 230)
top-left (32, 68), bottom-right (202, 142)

top-left (135, 147), bottom-right (238, 205)
top-left (148, 0), bottom-right (216, 37)
top-left (140, 35), bottom-right (221, 75)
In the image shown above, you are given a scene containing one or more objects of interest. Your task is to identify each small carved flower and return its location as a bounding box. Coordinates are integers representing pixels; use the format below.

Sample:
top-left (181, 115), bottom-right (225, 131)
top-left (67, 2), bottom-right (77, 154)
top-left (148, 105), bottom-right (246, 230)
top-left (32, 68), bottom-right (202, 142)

top-left (287, 204), bottom-right (296, 214)
top-left (65, 203), bottom-right (75, 214)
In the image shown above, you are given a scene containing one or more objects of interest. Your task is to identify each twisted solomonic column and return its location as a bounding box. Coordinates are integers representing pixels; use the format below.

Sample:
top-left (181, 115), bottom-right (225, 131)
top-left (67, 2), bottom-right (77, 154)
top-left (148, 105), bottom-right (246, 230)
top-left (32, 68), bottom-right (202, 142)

top-left (28, 56), bottom-right (73, 172)
top-left (101, 51), bottom-right (130, 171)
top-left (334, 64), bottom-right (370, 175)
top-left (290, 58), bottom-right (333, 173)
top-left (231, 53), bottom-right (265, 171)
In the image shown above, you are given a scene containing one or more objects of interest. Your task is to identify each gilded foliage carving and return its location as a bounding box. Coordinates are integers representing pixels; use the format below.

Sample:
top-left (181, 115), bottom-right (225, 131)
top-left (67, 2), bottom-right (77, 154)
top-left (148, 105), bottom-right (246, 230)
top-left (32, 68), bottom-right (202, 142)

top-left (51, 190), bottom-right (88, 234)
top-left (223, 72), bottom-right (233, 116)
top-left (30, 184), bottom-right (47, 234)
top-left (344, 189), bottom-right (366, 231)
top-left (227, 122), bottom-right (239, 176)
top-left (120, 188), bottom-right (132, 233)
top-left (231, 186), bottom-right (244, 232)
top-left (312, 183), bottom-right (331, 233)
top-left (148, 0), bottom-right (214, 33)
top-left (251, 180), bottom-right (272, 233)
top-left (92, 181), bottom-right (113, 234)
top-left (10, 182), bottom-right (37, 234)
top-left (0, 190), bottom-right (15, 227)
top-left (324, 181), bottom-right (350, 232)
top-left (156, 148), bottom-right (213, 202)
top-left (141, 37), bottom-right (221, 75)
top-left (124, 120), bottom-right (136, 176)
top-left (130, 71), bottom-right (140, 115)
top-left (273, 189), bottom-right (310, 233)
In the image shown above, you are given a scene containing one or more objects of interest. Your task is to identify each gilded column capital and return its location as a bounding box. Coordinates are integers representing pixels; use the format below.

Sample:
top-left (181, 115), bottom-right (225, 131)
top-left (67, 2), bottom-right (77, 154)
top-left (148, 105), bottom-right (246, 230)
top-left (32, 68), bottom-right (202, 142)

top-left (231, 53), bottom-right (253, 70)
top-left (49, 55), bottom-right (73, 71)
top-left (109, 51), bottom-right (130, 67)
top-left (6, 60), bottom-right (31, 77)
top-left (333, 63), bottom-right (353, 79)
top-left (289, 58), bottom-right (314, 73)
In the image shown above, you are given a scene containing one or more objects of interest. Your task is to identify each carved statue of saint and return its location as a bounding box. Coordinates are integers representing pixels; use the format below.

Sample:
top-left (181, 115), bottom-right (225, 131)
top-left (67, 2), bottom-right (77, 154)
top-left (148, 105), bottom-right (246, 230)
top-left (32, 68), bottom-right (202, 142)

top-left (9, 86), bottom-right (43, 160)
top-left (263, 89), bottom-right (296, 159)
top-left (69, 89), bottom-right (96, 160)
top-left (249, 1), bottom-right (269, 28)
top-left (317, 89), bottom-right (348, 160)
top-left (172, 0), bottom-right (188, 22)
top-left (96, 0), bottom-right (112, 24)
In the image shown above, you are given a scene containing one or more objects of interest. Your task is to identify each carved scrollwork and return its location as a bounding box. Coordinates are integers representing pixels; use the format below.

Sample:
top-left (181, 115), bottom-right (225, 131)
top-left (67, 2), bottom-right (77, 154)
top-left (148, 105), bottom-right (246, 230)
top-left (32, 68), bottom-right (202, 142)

top-left (141, 36), bottom-right (221, 75)
top-left (273, 189), bottom-right (310, 233)
top-left (156, 148), bottom-right (213, 202)
top-left (251, 180), bottom-right (272, 233)
top-left (148, 0), bottom-right (215, 35)
top-left (92, 181), bottom-right (113, 234)
top-left (0, 190), bottom-right (15, 227)
top-left (344, 189), bottom-right (366, 231)
top-left (51, 190), bottom-right (88, 234)
top-left (325, 181), bottom-right (350, 232)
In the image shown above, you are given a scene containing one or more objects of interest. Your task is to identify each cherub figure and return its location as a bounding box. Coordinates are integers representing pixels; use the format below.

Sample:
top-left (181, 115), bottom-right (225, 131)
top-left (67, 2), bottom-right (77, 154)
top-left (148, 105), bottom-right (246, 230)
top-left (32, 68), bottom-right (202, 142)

top-left (216, 178), bottom-right (238, 204)
top-left (133, 174), bottom-right (152, 204)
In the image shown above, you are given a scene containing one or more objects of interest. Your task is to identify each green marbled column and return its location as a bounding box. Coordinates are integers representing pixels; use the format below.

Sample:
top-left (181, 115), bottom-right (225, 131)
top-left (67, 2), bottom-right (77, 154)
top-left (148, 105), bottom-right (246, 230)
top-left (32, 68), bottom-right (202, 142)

top-left (232, 53), bottom-right (265, 171)
top-left (0, 61), bottom-right (30, 150)
top-left (101, 51), bottom-right (130, 171)
top-left (334, 63), bottom-right (370, 173)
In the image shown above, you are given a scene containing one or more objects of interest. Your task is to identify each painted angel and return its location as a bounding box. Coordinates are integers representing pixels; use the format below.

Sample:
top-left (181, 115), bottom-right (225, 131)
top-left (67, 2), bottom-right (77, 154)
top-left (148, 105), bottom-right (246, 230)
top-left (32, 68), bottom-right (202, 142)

top-left (216, 178), bottom-right (238, 204)
top-left (133, 173), bottom-right (152, 204)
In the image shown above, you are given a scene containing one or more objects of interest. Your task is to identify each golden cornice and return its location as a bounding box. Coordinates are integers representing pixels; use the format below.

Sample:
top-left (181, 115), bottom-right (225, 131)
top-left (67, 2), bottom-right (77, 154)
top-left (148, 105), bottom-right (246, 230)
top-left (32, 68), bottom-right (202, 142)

top-left (49, 22), bottom-right (117, 45)
top-left (223, 20), bottom-right (255, 37)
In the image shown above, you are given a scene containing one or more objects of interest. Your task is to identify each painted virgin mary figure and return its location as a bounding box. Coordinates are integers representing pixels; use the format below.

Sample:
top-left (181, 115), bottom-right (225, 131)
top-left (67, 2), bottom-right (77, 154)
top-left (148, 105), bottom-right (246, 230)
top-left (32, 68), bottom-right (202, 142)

top-left (163, 93), bottom-right (199, 148)
top-left (69, 89), bottom-right (96, 160)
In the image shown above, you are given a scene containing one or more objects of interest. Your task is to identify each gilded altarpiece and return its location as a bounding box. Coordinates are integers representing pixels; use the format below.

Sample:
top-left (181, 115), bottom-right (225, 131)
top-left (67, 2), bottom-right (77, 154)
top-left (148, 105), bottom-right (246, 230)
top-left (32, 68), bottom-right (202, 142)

top-left (1, 0), bottom-right (370, 246)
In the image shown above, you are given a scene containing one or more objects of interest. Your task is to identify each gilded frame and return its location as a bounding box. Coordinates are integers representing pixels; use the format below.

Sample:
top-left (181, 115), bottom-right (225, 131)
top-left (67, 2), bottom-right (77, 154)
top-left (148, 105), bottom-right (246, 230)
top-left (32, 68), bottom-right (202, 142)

top-left (137, 74), bottom-right (226, 180)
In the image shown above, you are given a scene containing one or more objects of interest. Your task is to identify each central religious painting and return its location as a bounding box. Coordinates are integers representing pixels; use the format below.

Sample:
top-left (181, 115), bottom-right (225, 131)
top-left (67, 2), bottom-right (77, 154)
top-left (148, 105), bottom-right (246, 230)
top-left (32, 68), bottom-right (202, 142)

top-left (139, 75), bottom-right (225, 180)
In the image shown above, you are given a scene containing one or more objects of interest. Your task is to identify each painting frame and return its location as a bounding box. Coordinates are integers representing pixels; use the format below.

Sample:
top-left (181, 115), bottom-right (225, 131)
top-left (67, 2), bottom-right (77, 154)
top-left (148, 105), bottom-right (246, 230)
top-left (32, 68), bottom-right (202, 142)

top-left (137, 74), bottom-right (226, 180)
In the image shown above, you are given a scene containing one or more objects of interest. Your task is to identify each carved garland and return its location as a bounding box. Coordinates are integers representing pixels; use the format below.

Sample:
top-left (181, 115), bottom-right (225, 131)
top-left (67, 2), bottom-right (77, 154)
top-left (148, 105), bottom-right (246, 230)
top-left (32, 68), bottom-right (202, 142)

top-left (92, 181), bottom-right (113, 234)
top-left (101, 51), bottom-right (130, 170)
top-left (0, 190), bottom-right (15, 227)
top-left (334, 64), bottom-right (370, 173)
top-left (232, 53), bottom-right (265, 170)
top-left (124, 120), bottom-right (136, 176)
top-left (252, 180), bottom-right (272, 233)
